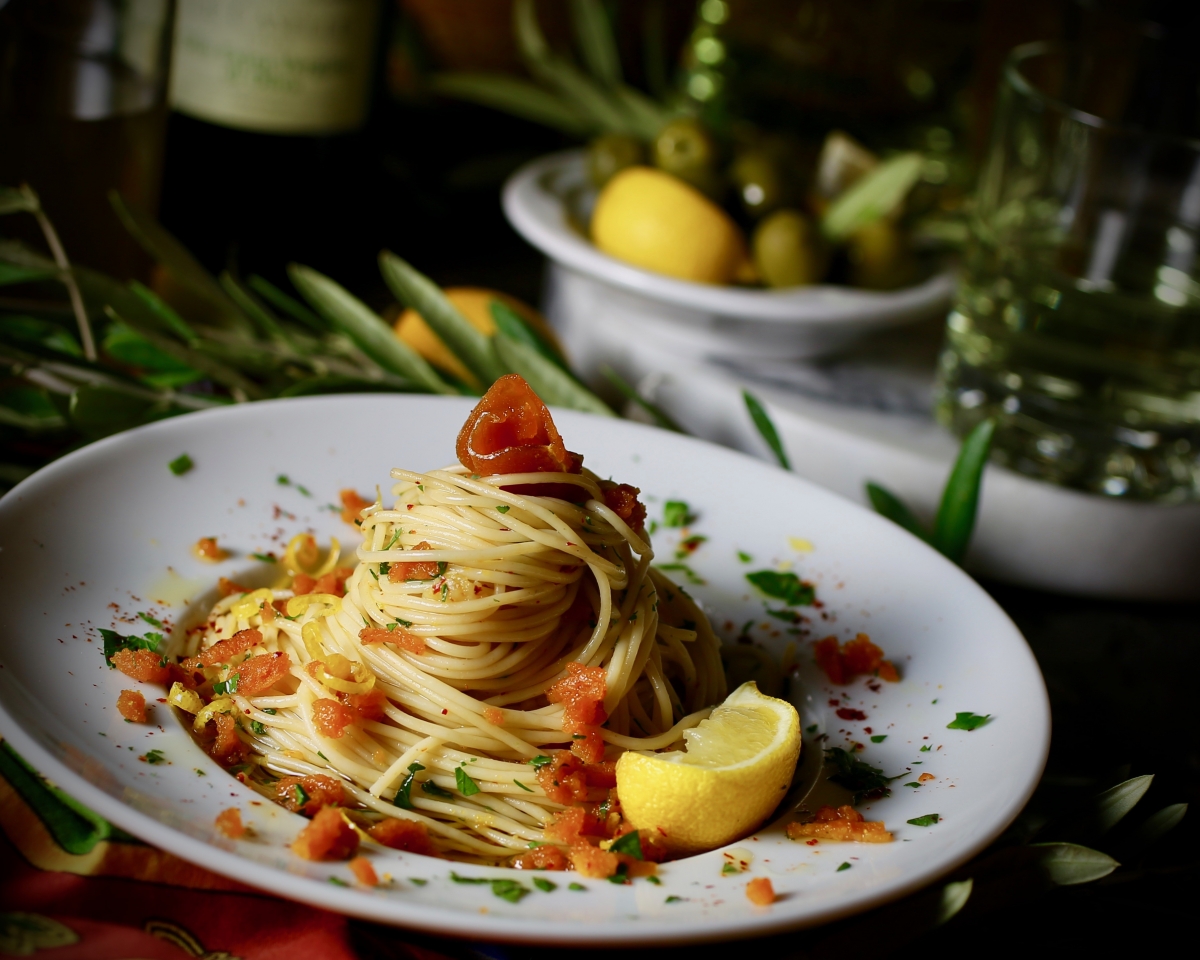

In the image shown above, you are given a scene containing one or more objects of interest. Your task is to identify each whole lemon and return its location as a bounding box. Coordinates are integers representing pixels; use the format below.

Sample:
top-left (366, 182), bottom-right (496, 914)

top-left (393, 288), bottom-right (559, 389)
top-left (591, 167), bottom-right (751, 285)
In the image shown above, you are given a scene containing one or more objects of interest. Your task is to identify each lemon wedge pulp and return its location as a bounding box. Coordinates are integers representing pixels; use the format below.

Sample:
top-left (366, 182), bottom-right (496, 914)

top-left (615, 682), bottom-right (801, 855)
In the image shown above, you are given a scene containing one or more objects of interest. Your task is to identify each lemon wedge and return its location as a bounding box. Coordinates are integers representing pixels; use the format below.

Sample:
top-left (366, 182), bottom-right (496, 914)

top-left (615, 682), bottom-right (801, 855)
top-left (591, 167), bottom-right (752, 284)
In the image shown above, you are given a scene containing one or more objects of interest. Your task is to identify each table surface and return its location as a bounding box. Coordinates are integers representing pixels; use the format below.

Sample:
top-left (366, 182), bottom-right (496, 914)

top-left (2, 236), bottom-right (1196, 960)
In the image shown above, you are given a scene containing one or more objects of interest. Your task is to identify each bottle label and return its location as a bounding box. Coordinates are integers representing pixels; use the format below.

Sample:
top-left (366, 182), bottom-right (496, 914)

top-left (170, 0), bottom-right (378, 135)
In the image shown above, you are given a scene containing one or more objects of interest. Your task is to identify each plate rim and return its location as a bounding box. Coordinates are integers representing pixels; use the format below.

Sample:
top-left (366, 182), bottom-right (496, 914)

top-left (0, 394), bottom-right (1051, 945)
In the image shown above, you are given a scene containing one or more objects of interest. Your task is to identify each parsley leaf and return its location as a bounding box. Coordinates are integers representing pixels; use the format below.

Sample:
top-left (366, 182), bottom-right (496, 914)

top-left (646, 875), bottom-right (661, 885)
top-left (329, 876), bottom-right (348, 886)
top-left (837, 862), bottom-right (851, 871)
top-left (824, 747), bottom-right (895, 802)
top-left (490, 879), bottom-right (529, 903)
top-left (395, 762), bottom-right (424, 809)
top-left (100, 628), bottom-right (163, 666)
top-left (737, 551), bottom-right (753, 563)
top-left (745, 570), bottom-right (814, 606)
top-left (212, 674), bottom-right (239, 696)
top-left (294, 784), bottom-right (310, 808)
top-left (920, 744), bottom-right (931, 752)
top-left (383, 529), bottom-right (403, 550)
top-left (142, 749), bottom-right (165, 765)
top-left (907, 813), bottom-right (940, 827)
top-left (262, 708), bottom-right (277, 715)
top-left (455, 766), bottom-right (481, 797)
top-left (410, 878), bottom-right (427, 886)
top-left (421, 779), bottom-right (454, 800)
top-left (609, 830), bottom-right (643, 860)
top-left (168, 453), bottom-right (193, 476)
top-left (569, 882), bottom-right (586, 891)
top-left (529, 755), bottom-right (553, 768)
top-left (250, 720), bottom-right (266, 736)
top-left (947, 712), bottom-right (991, 731)
top-left (496, 505), bottom-right (510, 514)
top-left (533, 877), bottom-right (556, 892)
top-left (870, 735), bottom-right (887, 743)
top-left (513, 779), bottom-right (533, 792)
top-left (137, 612), bottom-right (163, 628)
top-left (448, 873), bottom-right (486, 883)
top-left (665, 895), bottom-right (683, 903)
top-left (663, 501), bottom-right (694, 527)
top-left (277, 474), bottom-right (290, 485)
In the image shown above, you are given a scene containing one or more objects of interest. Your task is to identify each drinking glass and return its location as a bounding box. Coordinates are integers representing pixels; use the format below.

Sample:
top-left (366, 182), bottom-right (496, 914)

top-left (934, 41), bottom-right (1200, 502)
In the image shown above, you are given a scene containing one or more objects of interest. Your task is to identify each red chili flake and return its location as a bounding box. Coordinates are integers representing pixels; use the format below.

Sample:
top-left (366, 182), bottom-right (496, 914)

top-left (836, 708), bottom-right (867, 721)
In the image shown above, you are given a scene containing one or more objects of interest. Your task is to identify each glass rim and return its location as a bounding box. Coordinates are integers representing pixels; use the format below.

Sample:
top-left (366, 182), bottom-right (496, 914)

top-left (1004, 40), bottom-right (1200, 150)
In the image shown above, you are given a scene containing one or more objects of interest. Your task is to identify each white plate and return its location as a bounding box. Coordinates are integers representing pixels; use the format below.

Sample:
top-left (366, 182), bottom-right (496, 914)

top-left (503, 150), bottom-right (956, 361)
top-left (0, 396), bottom-right (1048, 945)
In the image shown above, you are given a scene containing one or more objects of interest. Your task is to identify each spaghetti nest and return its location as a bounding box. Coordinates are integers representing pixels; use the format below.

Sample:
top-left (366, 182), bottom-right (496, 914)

top-left (182, 378), bottom-right (725, 864)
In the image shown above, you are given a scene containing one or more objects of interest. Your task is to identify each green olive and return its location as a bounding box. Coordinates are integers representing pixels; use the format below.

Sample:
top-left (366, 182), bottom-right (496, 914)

top-left (587, 134), bottom-right (645, 189)
top-left (752, 209), bottom-right (828, 288)
top-left (729, 149), bottom-right (786, 218)
top-left (847, 219), bottom-right (915, 289)
top-left (652, 117), bottom-right (720, 195)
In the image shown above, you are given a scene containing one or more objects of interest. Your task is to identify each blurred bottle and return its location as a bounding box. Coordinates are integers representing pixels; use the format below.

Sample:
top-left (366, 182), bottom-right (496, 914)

top-left (0, 0), bottom-right (175, 278)
top-left (158, 0), bottom-right (382, 283)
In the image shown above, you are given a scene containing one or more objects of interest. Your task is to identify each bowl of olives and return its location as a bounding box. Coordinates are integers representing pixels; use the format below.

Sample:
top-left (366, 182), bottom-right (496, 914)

top-left (503, 127), bottom-right (956, 363)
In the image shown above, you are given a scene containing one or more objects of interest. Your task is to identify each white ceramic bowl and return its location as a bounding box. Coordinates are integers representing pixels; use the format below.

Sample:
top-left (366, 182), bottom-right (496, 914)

top-left (502, 150), bottom-right (956, 362)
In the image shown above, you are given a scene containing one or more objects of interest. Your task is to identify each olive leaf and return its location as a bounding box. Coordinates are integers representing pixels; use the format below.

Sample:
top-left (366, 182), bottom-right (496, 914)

top-left (865, 482), bottom-right (930, 543)
top-left (932, 418), bottom-right (995, 563)
top-left (219, 271), bottom-right (290, 344)
top-left (1026, 842), bottom-right (1120, 885)
top-left (492, 333), bottom-right (613, 416)
top-left (0, 262), bottom-right (55, 287)
top-left (287, 263), bottom-right (455, 395)
top-left (278, 374), bottom-right (417, 397)
top-left (0, 185), bottom-right (37, 215)
top-left (743, 390), bottom-right (791, 470)
top-left (68, 384), bottom-right (163, 437)
top-left (108, 191), bottom-right (251, 334)
top-left (1124, 802), bottom-right (1187, 854)
top-left (601, 365), bottom-right (685, 432)
top-left (247, 273), bottom-right (327, 333)
top-left (379, 250), bottom-right (504, 388)
top-left (1083, 774), bottom-right (1155, 836)
top-left (822, 152), bottom-right (925, 242)
top-left (569, 0), bottom-right (622, 86)
top-left (489, 299), bottom-right (569, 373)
top-left (429, 74), bottom-right (591, 137)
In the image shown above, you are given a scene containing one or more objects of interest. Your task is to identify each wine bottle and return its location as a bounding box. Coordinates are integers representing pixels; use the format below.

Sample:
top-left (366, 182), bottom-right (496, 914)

top-left (158, 0), bottom-right (383, 285)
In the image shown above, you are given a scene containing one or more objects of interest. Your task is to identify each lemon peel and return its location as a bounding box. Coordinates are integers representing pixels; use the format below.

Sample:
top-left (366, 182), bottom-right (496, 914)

top-left (615, 681), bottom-right (801, 855)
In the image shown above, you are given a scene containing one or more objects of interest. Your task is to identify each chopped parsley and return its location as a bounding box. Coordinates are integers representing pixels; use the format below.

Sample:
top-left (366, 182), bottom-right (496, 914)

top-left (607, 864), bottom-right (630, 884)
top-left (569, 882), bottom-right (586, 891)
top-left (907, 814), bottom-right (940, 827)
top-left (496, 505), bottom-right (510, 514)
top-left (168, 453), bottom-right (193, 476)
top-left (250, 720), bottom-right (267, 736)
top-left (422, 779), bottom-right (454, 800)
top-left (837, 862), bottom-right (852, 872)
top-left (383, 529), bottom-right (403, 550)
top-left (440, 582), bottom-right (449, 601)
top-left (395, 762), bottom-right (424, 810)
top-left (455, 766), bottom-right (481, 797)
top-left (745, 570), bottom-right (814, 606)
top-left (277, 474), bottom-right (290, 485)
top-left (533, 877), bottom-right (556, 892)
top-left (410, 878), bottom-right (427, 886)
top-left (394, 618), bottom-right (413, 627)
top-left (294, 784), bottom-right (310, 808)
top-left (824, 747), bottom-right (895, 802)
top-left (378, 562), bottom-right (390, 576)
top-left (250, 552), bottom-right (277, 562)
top-left (870, 735), bottom-right (887, 743)
top-left (905, 782), bottom-right (921, 788)
top-left (142, 749), bottom-right (165, 765)
top-left (665, 895), bottom-right (684, 903)
top-left (721, 863), bottom-right (740, 875)
top-left (194, 768), bottom-right (205, 776)
top-left (947, 712), bottom-right (991, 731)
top-left (646, 875), bottom-right (661, 885)
top-left (297, 485), bottom-right (311, 497)
top-left (329, 876), bottom-right (349, 887)
top-left (450, 872), bottom-right (529, 903)
top-left (262, 708), bottom-right (277, 715)
top-left (737, 551), bottom-right (753, 563)
top-left (529, 755), bottom-right (553, 768)
top-left (609, 830), bottom-right (643, 860)
top-left (654, 562), bottom-right (705, 585)
top-left (513, 779), bottom-right (533, 792)
top-left (806, 724), bottom-right (818, 734)
top-left (765, 608), bottom-right (800, 623)
top-left (137, 612), bottom-right (163, 628)
top-left (674, 534), bottom-right (707, 560)
top-left (212, 675), bottom-right (239, 696)
top-left (317, 751), bottom-right (328, 761)
top-left (920, 745), bottom-right (931, 752)
top-left (100, 628), bottom-right (162, 666)
top-left (663, 501), bottom-right (695, 527)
